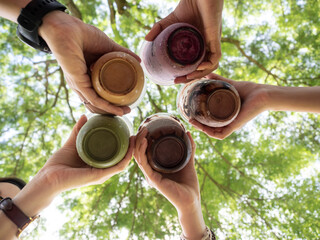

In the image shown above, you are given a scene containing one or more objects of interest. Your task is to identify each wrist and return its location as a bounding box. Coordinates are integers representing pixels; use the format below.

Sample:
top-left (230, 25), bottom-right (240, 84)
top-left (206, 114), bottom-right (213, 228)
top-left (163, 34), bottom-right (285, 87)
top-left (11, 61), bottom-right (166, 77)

top-left (177, 202), bottom-right (206, 240)
top-left (264, 84), bottom-right (290, 111)
top-left (0, 211), bottom-right (18, 240)
top-left (12, 168), bottom-right (60, 218)
top-left (253, 83), bottom-right (276, 112)
top-left (38, 10), bottom-right (74, 41)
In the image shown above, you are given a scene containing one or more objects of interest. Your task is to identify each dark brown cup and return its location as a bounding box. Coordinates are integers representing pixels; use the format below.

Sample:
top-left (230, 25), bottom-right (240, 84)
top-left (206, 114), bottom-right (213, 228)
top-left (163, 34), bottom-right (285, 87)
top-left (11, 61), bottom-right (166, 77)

top-left (177, 79), bottom-right (241, 127)
top-left (138, 113), bottom-right (192, 173)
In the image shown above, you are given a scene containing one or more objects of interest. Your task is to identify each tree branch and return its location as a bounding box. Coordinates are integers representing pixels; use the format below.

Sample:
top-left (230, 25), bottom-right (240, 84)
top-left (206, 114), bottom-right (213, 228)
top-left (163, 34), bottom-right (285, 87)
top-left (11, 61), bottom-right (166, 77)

top-left (206, 136), bottom-right (267, 191)
top-left (60, 68), bottom-right (76, 123)
top-left (221, 37), bottom-right (284, 85)
top-left (127, 174), bottom-right (139, 240)
top-left (245, 200), bottom-right (281, 240)
top-left (64, 0), bottom-right (82, 19)
top-left (146, 90), bottom-right (163, 113)
top-left (113, 165), bottom-right (137, 227)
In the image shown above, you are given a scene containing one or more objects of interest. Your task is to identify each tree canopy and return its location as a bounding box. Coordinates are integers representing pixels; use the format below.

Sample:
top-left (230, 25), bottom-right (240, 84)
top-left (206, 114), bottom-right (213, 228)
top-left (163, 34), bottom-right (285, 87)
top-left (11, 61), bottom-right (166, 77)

top-left (0, 0), bottom-right (319, 239)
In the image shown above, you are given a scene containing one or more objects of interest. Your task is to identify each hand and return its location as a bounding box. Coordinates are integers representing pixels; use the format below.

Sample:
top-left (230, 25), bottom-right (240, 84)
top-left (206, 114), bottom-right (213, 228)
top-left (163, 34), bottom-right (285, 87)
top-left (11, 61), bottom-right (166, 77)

top-left (190, 73), bottom-right (269, 139)
top-left (9, 115), bottom-right (134, 235)
top-left (146, 0), bottom-right (223, 83)
top-left (133, 128), bottom-right (206, 239)
top-left (39, 11), bottom-right (141, 115)
top-left (39, 115), bottom-right (135, 193)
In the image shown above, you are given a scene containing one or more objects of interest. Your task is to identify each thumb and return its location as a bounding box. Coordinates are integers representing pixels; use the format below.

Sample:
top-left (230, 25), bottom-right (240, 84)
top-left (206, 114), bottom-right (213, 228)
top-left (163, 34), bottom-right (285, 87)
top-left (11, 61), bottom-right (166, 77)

top-left (145, 12), bottom-right (178, 41)
top-left (205, 73), bottom-right (236, 85)
top-left (64, 115), bottom-right (88, 147)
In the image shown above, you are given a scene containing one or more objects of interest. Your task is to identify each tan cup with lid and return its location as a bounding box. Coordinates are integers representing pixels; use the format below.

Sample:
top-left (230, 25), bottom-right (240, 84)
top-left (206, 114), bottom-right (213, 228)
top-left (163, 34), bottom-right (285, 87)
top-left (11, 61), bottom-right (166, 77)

top-left (92, 52), bottom-right (145, 107)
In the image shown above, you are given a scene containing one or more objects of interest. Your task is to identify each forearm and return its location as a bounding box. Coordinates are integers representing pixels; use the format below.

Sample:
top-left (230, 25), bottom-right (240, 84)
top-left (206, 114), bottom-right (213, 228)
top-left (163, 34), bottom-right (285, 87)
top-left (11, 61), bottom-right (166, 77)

top-left (0, 213), bottom-right (17, 240)
top-left (266, 85), bottom-right (320, 113)
top-left (178, 203), bottom-right (206, 240)
top-left (0, 169), bottom-right (59, 239)
top-left (0, 0), bottom-right (31, 22)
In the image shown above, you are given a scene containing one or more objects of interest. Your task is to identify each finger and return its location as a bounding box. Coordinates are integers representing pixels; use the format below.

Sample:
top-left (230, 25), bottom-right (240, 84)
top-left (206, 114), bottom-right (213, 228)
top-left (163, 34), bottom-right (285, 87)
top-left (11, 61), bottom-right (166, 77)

top-left (137, 137), bottom-right (148, 162)
top-left (175, 62), bottom-right (218, 83)
top-left (122, 106), bottom-right (131, 115)
top-left (189, 119), bottom-right (226, 140)
top-left (174, 76), bottom-right (190, 84)
top-left (83, 99), bottom-right (130, 115)
top-left (189, 119), bottom-right (206, 132)
top-left (64, 115), bottom-right (88, 147)
top-left (133, 138), bottom-right (148, 169)
top-left (80, 87), bottom-right (125, 116)
top-left (145, 12), bottom-right (178, 41)
top-left (113, 136), bottom-right (135, 172)
top-left (83, 102), bottom-right (109, 114)
top-left (207, 38), bottom-right (222, 67)
top-left (196, 61), bottom-right (215, 71)
top-left (186, 67), bottom-right (214, 80)
top-left (75, 89), bottom-right (112, 114)
top-left (203, 127), bottom-right (228, 140)
top-left (145, 22), bottom-right (162, 41)
top-left (135, 138), bottom-right (162, 187)
top-left (205, 73), bottom-right (236, 86)
top-left (135, 128), bottom-right (148, 149)
top-left (186, 131), bottom-right (196, 164)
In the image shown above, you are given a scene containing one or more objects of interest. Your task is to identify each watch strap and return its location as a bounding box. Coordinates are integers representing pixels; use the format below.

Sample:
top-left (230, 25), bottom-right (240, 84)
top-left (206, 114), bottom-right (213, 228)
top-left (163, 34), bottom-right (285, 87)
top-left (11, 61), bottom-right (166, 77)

top-left (0, 197), bottom-right (37, 234)
top-left (17, 0), bottom-right (67, 53)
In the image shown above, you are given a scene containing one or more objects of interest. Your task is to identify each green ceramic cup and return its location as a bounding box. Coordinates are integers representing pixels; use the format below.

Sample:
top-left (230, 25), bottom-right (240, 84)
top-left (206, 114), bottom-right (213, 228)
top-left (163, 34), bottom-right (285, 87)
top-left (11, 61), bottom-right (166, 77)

top-left (76, 114), bottom-right (131, 168)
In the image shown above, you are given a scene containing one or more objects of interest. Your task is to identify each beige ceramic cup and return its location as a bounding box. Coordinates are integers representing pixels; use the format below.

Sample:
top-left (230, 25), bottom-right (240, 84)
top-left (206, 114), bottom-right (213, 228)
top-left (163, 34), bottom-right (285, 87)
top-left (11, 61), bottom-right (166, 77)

top-left (92, 52), bottom-right (145, 107)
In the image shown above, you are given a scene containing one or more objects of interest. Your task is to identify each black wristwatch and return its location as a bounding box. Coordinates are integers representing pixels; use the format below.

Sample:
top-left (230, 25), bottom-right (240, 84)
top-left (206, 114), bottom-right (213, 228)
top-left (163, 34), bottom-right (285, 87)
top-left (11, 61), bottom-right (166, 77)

top-left (17, 0), bottom-right (67, 53)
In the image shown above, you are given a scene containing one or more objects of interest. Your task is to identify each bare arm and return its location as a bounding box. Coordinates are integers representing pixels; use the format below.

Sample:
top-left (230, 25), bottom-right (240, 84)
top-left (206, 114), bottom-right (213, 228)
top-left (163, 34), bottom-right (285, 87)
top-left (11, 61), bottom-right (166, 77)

top-left (0, 116), bottom-right (134, 239)
top-left (133, 129), bottom-right (207, 239)
top-left (0, 0), bottom-right (31, 22)
top-left (190, 73), bottom-right (320, 140)
top-left (267, 85), bottom-right (320, 113)
top-left (0, 0), bottom-right (139, 115)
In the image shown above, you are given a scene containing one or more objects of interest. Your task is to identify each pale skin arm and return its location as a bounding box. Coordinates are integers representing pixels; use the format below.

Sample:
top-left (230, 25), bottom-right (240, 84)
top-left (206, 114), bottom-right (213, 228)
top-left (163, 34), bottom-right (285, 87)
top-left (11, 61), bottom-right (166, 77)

top-left (190, 73), bottom-right (320, 140)
top-left (133, 128), bottom-right (206, 240)
top-left (0, 115), bottom-right (135, 240)
top-left (145, 0), bottom-right (224, 84)
top-left (0, 0), bottom-right (140, 115)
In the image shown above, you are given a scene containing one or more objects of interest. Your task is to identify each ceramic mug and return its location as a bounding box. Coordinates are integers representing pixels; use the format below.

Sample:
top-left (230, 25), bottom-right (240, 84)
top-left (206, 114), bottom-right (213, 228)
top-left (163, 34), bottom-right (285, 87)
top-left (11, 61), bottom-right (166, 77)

top-left (92, 52), bottom-right (145, 108)
top-left (140, 23), bottom-right (205, 85)
top-left (76, 114), bottom-right (132, 168)
top-left (177, 79), bottom-right (241, 128)
top-left (138, 113), bottom-right (192, 173)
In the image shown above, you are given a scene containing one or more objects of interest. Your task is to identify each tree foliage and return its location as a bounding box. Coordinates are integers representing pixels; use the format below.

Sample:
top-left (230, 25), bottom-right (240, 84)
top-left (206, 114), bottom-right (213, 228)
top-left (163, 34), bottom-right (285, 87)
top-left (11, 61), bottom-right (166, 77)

top-left (0, 0), bottom-right (319, 239)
